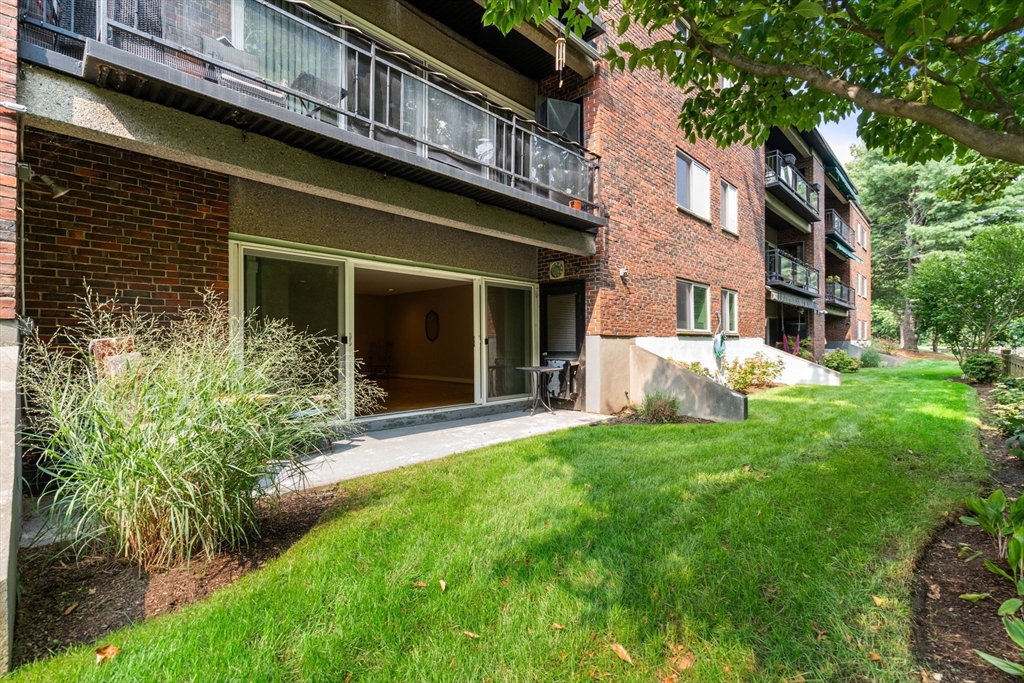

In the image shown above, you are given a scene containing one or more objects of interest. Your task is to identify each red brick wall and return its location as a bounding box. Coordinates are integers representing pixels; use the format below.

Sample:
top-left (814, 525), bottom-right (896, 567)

top-left (22, 131), bottom-right (229, 337)
top-left (537, 13), bottom-right (765, 340)
top-left (0, 0), bottom-right (18, 319)
top-left (848, 201), bottom-right (872, 339)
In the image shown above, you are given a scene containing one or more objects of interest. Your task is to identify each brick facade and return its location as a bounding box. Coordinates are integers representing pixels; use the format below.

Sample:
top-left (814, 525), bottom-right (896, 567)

top-left (0, 0), bottom-right (18, 320)
top-left (22, 131), bottom-right (229, 337)
top-left (537, 13), bottom-right (765, 341)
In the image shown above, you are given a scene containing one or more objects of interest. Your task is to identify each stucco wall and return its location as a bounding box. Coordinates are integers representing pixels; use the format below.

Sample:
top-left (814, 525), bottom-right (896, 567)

top-left (229, 179), bottom-right (538, 280)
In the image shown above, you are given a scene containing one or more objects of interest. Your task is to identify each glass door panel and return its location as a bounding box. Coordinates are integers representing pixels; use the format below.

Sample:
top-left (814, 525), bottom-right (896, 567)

top-left (485, 284), bottom-right (533, 399)
top-left (243, 252), bottom-right (343, 383)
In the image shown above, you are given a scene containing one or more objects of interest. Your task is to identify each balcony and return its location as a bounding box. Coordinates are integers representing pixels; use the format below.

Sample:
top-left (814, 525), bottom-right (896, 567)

top-left (824, 279), bottom-right (855, 309)
top-left (18, 0), bottom-right (603, 231)
top-left (765, 151), bottom-right (820, 222)
top-left (766, 248), bottom-right (819, 296)
top-left (825, 210), bottom-right (854, 250)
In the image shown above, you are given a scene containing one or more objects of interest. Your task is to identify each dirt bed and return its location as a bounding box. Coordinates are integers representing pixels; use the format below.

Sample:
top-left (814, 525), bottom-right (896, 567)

top-left (914, 385), bottom-right (1024, 682)
top-left (13, 489), bottom-right (337, 668)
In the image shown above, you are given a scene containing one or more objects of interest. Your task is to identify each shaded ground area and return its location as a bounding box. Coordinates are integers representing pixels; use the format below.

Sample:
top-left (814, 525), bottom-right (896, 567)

top-left (914, 385), bottom-right (1024, 682)
top-left (14, 490), bottom-right (337, 667)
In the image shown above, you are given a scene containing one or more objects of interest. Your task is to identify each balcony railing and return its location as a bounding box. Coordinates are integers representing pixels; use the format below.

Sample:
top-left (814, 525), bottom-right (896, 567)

top-left (766, 248), bottom-right (819, 295)
top-left (824, 279), bottom-right (855, 308)
top-left (765, 151), bottom-right (819, 220)
top-left (825, 210), bottom-right (854, 248)
top-left (19, 0), bottom-right (601, 212)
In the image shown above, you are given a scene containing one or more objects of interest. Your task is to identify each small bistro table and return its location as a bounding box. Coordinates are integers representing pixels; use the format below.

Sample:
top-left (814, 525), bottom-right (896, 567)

top-left (516, 366), bottom-right (562, 416)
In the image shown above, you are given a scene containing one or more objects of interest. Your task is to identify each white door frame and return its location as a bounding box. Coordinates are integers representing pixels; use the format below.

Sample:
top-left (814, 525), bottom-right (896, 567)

top-left (229, 238), bottom-right (538, 419)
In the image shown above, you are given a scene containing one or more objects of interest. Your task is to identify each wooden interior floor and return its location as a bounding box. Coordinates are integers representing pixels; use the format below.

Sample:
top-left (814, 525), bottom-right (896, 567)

top-left (369, 377), bottom-right (475, 414)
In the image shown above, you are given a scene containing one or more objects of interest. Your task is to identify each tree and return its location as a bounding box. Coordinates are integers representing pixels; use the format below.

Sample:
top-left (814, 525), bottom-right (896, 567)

top-left (482, 1), bottom-right (1024, 165)
top-left (909, 225), bottom-right (1024, 363)
top-left (847, 147), bottom-right (1024, 349)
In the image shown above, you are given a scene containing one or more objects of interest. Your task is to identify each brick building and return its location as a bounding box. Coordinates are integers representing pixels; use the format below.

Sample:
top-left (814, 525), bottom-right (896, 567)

top-left (0, 1), bottom-right (872, 664)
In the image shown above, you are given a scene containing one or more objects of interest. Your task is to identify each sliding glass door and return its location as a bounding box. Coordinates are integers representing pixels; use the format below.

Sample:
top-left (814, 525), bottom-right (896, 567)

top-left (484, 283), bottom-right (535, 400)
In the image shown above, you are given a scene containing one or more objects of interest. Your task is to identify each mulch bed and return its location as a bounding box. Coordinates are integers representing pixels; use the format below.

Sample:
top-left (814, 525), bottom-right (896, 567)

top-left (13, 488), bottom-right (338, 668)
top-left (600, 408), bottom-right (716, 426)
top-left (914, 384), bottom-right (1024, 682)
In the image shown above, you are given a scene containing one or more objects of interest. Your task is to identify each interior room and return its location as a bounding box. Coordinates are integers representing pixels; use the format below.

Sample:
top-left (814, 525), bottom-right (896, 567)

top-left (354, 268), bottom-right (475, 414)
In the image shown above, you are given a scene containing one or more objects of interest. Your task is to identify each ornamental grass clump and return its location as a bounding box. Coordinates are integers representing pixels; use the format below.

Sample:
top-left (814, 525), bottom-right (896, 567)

top-left (21, 292), bottom-right (383, 568)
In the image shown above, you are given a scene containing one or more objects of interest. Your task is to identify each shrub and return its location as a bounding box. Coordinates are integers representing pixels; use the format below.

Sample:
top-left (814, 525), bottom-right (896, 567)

top-left (637, 391), bottom-right (680, 423)
top-left (669, 358), bottom-right (713, 379)
top-left (821, 349), bottom-right (862, 373)
top-left (872, 337), bottom-right (899, 354)
top-left (20, 292), bottom-right (384, 568)
top-left (860, 348), bottom-right (882, 368)
top-left (724, 352), bottom-right (785, 394)
top-left (961, 352), bottom-right (1003, 383)
top-left (992, 379), bottom-right (1024, 456)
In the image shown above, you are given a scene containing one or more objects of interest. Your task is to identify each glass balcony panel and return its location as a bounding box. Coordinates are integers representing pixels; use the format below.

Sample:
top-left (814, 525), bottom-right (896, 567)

top-left (529, 134), bottom-right (588, 200)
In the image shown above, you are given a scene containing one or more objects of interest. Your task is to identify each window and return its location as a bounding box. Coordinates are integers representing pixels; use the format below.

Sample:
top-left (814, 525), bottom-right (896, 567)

top-left (676, 151), bottom-right (710, 219)
top-left (722, 289), bottom-right (738, 334)
top-left (720, 75), bottom-right (734, 88)
top-left (720, 180), bottom-right (738, 233)
top-left (857, 320), bottom-right (869, 341)
top-left (676, 280), bottom-right (710, 331)
top-left (856, 273), bottom-right (869, 298)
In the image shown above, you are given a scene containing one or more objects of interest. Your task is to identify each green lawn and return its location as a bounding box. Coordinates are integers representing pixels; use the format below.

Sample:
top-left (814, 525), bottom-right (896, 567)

top-left (13, 361), bottom-right (988, 682)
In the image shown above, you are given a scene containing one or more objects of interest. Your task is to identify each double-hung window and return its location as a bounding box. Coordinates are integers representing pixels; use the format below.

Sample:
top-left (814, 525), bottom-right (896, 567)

top-left (720, 180), bottom-right (738, 234)
top-left (676, 151), bottom-right (710, 219)
top-left (676, 279), bottom-right (710, 332)
top-left (722, 289), bottom-right (738, 334)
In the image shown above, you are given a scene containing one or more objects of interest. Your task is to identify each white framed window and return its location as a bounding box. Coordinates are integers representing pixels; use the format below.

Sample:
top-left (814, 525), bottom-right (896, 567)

top-left (676, 151), bottom-right (710, 219)
top-left (676, 279), bottom-right (710, 332)
top-left (720, 75), bottom-right (734, 89)
top-left (722, 289), bottom-right (738, 334)
top-left (857, 320), bottom-right (869, 341)
top-left (720, 180), bottom-right (738, 234)
top-left (856, 273), bottom-right (869, 298)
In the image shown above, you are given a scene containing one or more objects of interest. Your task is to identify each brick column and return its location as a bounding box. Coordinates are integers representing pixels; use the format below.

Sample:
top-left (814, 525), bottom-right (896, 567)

top-left (0, 0), bottom-right (18, 672)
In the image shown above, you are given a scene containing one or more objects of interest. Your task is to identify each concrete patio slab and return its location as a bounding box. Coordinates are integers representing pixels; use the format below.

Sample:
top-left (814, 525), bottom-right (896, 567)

top-left (278, 410), bottom-right (609, 491)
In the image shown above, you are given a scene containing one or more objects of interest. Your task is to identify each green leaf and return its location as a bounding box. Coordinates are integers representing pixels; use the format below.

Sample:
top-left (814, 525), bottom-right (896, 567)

top-left (999, 598), bottom-right (1023, 616)
top-left (987, 559), bottom-right (1015, 581)
top-left (976, 649), bottom-right (1024, 676)
top-left (793, 0), bottom-right (824, 18)
top-left (959, 593), bottom-right (991, 602)
top-left (1005, 617), bottom-right (1024, 650)
top-left (931, 85), bottom-right (961, 110)
top-left (960, 516), bottom-right (980, 525)
top-left (938, 6), bottom-right (958, 32)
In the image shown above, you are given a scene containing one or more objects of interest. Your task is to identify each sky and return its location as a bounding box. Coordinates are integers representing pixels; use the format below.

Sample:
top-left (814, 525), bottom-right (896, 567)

top-left (817, 114), bottom-right (861, 166)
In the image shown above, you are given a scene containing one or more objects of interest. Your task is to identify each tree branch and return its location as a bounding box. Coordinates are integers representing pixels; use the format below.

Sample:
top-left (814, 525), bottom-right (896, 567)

top-left (946, 15), bottom-right (1024, 49)
top-left (677, 15), bottom-right (1024, 164)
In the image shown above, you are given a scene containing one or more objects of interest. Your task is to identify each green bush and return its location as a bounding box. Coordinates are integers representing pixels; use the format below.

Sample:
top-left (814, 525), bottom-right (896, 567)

top-left (21, 293), bottom-right (384, 568)
top-left (860, 348), bottom-right (882, 368)
top-left (992, 379), bottom-right (1024, 456)
top-left (961, 352), bottom-right (1003, 383)
top-left (724, 352), bottom-right (785, 394)
top-left (821, 349), bottom-right (862, 372)
top-left (668, 358), bottom-right (713, 379)
top-left (637, 391), bottom-right (680, 423)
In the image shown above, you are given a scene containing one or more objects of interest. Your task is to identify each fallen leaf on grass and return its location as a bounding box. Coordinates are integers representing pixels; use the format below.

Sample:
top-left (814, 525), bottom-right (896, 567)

top-left (95, 644), bottom-right (119, 665)
top-left (868, 651), bottom-right (881, 662)
top-left (742, 464), bottom-right (751, 472)
top-left (64, 602), bottom-right (78, 616)
top-left (584, 483), bottom-right (593, 489)
top-left (927, 583), bottom-right (941, 600)
top-left (671, 651), bottom-right (694, 671)
top-left (411, 582), bottom-right (427, 588)
top-left (871, 595), bottom-right (885, 607)
top-left (610, 644), bottom-right (633, 664)
top-left (958, 593), bottom-right (990, 602)
top-left (551, 623), bottom-right (564, 630)
top-left (464, 631), bottom-right (480, 639)
top-left (439, 580), bottom-right (446, 592)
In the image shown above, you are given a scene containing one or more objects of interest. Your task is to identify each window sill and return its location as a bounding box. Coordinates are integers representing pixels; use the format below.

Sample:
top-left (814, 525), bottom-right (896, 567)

top-left (721, 227), bottom-right (739, 238)
top-left (676, 206), bottom-right (712, 225)
top-left (675, 329), bottom-right (712, 336)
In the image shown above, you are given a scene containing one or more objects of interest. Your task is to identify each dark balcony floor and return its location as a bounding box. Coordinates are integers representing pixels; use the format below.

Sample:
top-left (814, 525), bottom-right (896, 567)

top-left (20, 39), bottom-right (605, 233)
top-left (766, 274), bottom-right (819, 297)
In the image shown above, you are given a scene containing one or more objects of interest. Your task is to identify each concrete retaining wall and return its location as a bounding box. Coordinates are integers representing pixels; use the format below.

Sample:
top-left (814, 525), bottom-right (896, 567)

top-left (826, 340), bottom-right (905, 367)
top-left (635, 336), bottom-right (841, 386)
top-left (629, 346), bottom-right (747, 422)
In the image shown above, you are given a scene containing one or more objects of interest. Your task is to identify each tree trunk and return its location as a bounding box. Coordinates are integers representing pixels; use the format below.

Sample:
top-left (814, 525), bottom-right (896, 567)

top-left (900, 300), bottom-right (919, 352)
top-left (932, 332), bottom-right (938, 353)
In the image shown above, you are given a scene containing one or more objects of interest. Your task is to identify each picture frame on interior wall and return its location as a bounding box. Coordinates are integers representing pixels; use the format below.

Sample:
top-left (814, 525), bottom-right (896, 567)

top-left (425, 310), bottom-right (439, 342)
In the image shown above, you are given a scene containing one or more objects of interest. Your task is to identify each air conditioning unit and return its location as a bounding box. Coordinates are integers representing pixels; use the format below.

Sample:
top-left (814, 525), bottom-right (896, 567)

top-left (536, 97), bottom-right (581, 144)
